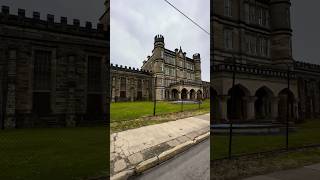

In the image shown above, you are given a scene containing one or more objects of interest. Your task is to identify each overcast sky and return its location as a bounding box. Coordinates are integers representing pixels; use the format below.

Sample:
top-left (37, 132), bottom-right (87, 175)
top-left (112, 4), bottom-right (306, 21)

top-left (291, 0), bottom-right (320, 64)
top-left (0, 0), bottom-right (319, 75)
top-left (110, 0), bottom-right (210, 81)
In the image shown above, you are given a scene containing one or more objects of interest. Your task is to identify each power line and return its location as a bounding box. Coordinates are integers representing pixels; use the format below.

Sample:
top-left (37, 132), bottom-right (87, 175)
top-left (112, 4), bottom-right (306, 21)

top-left (163, 0), bottom-right (210, 35)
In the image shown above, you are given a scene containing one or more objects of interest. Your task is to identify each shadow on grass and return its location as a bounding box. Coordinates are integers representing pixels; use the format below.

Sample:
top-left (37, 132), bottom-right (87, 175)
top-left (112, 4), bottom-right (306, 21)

top-left (0, 126), bottom-right (109, 180)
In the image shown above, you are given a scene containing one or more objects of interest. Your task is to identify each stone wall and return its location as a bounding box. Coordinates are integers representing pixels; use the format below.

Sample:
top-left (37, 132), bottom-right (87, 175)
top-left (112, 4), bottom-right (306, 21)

top-left (0, 6), bottom-right (108, 128)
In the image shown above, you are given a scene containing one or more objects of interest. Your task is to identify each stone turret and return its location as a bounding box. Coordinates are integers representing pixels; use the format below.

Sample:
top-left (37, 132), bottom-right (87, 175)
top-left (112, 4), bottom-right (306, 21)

top-left (152, 34), bottom-right (165, 100)
top-left (154, 34), bottom-right (165, 48)
top-left (99, 0), bottom-right (109, 30)
top-left (270, 0), bottom-right (293, 67)
top-left (152, 34), bottom-right (165, 74)
top-left (193, 53), bottom-right (201, 81)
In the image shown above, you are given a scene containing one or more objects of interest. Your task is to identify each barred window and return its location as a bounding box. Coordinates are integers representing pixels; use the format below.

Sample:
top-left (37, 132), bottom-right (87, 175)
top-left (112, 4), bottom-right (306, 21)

top-left (120, 77), bottom-right (126, 98)
top-left (33, 50), bottom-right (52, 90)
top-left (138, 79), bottom-right (142, 89)
top-left (224, 0), bottom-right (232, 17)
top-left (120, 77), bottom-right (126, 91)
top-left (224, 29), bottom-right (233, 50)
top-left (33, 50), bottom-right (52, 115)
top-left (88, 56), bottom-right (102, 92)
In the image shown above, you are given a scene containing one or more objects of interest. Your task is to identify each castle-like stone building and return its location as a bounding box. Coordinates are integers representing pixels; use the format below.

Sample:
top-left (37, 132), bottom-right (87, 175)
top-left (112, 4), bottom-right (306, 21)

top-left (212, 0), bottom-right (320, 122)
top-left (0, 5), bottom-right (108, 129)
top-left (111, 35), bottom-right (210, 102)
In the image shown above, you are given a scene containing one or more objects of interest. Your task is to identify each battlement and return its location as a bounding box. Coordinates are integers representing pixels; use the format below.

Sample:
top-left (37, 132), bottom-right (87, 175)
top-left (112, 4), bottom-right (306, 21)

top-left (0, 6), bottom-right (107, 39)
top-left (193, 53), bottom-right (201, 60)
top-left (110, 63), bottom-right (153, 75)
top-left (295, 61), bottom-right (320, 72)
top-left (154, 34), bottom-right (164, 43)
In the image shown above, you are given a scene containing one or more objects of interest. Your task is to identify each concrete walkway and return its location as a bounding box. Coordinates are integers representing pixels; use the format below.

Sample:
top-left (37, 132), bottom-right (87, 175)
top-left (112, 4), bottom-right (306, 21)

top-left (110, 114), bottom-right (210, 179)
top-left (244, 163), bottom-right (320, 180)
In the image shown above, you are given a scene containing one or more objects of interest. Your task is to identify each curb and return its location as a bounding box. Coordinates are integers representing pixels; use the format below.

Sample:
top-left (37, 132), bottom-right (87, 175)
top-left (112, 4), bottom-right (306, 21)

top-left (111, 131), bottom-right (210, 180)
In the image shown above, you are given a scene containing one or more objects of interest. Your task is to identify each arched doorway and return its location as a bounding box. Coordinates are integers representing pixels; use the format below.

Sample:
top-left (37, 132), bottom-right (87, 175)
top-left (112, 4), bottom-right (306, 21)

top-left (181, 88), bottom-right (188, 100)
top-left (171, 89), bottom-right (179, 100)
top-left (278, 88), bottom-right (295, 122)
top-left (190, 89), bottom-right (196, 100)
top-left (197, 90), bottom-right (202, 100)
top-left (227, 85), bottom-right (249, 121)
top-left (255, 87), bottom-right (274, 120)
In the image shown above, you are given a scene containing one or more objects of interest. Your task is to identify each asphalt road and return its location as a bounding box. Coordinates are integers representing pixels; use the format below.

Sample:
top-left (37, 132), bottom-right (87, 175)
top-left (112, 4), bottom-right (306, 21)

top-left (130, 138), bottom-right (210, 180)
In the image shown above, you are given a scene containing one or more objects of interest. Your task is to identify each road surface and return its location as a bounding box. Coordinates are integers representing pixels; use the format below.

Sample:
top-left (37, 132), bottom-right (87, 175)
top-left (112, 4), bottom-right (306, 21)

top-left (130, 138), bottom-right (210, 180)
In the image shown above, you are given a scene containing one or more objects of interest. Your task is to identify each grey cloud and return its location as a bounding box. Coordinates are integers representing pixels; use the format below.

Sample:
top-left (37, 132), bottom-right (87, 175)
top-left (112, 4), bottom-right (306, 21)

top-left (111, 0), bottom-right (210, 81)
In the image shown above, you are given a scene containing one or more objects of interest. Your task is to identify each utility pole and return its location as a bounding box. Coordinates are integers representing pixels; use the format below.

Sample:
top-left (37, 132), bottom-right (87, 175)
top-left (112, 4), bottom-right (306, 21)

top-left (181, 81), bottom-right (184, 112)
top-left (286, 65), bottom-right (290, 150)
top-left (153, 76), bottom-right (157, 116)
top-left (229, 55), bottom-right (236, 159)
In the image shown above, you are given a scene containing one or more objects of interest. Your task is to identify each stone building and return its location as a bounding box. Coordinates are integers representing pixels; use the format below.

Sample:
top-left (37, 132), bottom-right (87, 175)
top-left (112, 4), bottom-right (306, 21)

top-left (142, 35), bottom-right (205, 101)
top-left (110, 64), bottom-right (154, 102)
top-left (0, 6), bottom-right (108, 129)
top-left (212, 0), bottom-right (320, 122)
top-left (111, 35), bottom-right (210, 102)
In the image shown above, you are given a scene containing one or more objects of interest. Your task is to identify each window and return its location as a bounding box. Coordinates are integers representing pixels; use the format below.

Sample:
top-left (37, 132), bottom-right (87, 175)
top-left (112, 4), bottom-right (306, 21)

top-left (172, 58), bottom-right (176, 65)
top-left (88, 56), bottom-right (102, 92)
top-left (165, 67), bottom-right (169, 75)
top-left (256, 37), bottom-right (261, 55)
top-left (224, 29), bottom-right (233, 50)
top-left (250, 36), bottom-right (256, 55)
top-left (262, 9), bottom-right (267, 26)
top-left (257, 7), bottom-right (262, 25)
top-left (224, 0), bottom-right (232, 17)
top-left (161, 50), bottom-right (164, 59)
top-left (120, 77), bottom-right (126, 98)
top-left (33, 50), bottom-right (52, 90)
top-left (137, 79), bottom-right (142, 89)
top-left (161, 63), bottom-right (164, 72)
top-left (249, 5), bottom-right (255, 22)
top-left (33, 50), bottom-right (52, 115)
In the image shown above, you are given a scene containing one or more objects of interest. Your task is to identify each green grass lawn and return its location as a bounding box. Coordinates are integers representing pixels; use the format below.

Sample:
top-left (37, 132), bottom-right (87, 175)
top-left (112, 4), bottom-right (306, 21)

top-left (211, 120), bottom-right (320, 160)
top-left (110, 100), bottom-right (210, 133)
top-left (211, 147), bottom-right (320, 179)
top-left (111, 100), bottom-right (210, 122)
top-left (0, 127), bottom-right (109, 180)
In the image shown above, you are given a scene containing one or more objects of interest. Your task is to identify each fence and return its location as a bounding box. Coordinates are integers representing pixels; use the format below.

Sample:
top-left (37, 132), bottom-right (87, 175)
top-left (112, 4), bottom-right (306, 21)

top-left (211, 60), bottom-right (320, 160)
top-left (211, 119), bottom-right (320, 160)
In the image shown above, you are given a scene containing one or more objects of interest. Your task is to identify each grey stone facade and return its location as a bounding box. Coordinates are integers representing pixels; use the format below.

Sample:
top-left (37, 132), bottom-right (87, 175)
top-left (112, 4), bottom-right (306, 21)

top-left (141, 35), bottom-right (206, 101)
top-left (0, 6), bottom-right (108, 128)
top-left (110, 65), bottom-right (154, 102)
top-left (111, 35), bottom-right (210, 102)
top-left (212, 0), bottom-right (320, 122)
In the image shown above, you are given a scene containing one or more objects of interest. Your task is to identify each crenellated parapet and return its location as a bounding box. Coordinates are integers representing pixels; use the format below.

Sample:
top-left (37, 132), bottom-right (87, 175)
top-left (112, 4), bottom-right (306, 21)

top-left (213, 62), bottom-right (296, 79)
top-left (0, 5), bottom-right (107, 39)
top-left (110, 63), bottom-right (153, 75)
top-left (294, 61), bottom-right (320, 72)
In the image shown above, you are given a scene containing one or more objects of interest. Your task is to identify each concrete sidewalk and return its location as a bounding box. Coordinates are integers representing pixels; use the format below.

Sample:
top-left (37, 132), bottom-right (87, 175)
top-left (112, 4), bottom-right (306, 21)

top-left (244, 163), bottom-right (320, 180)
top-left (110, 114), bottom-right (210, 179)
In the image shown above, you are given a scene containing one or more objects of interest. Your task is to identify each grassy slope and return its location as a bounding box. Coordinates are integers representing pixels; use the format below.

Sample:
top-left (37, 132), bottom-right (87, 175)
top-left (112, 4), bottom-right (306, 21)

top-left (110, 100), bottom-right (210, 133)
top-left (211, 147), bottom-right (320, 180)
top-left (0, 127), bottom-right (108, 180)
top-left (211, 120), bottom-right (320, 160)
top-left (111, 100), bottom-right (210, 122)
